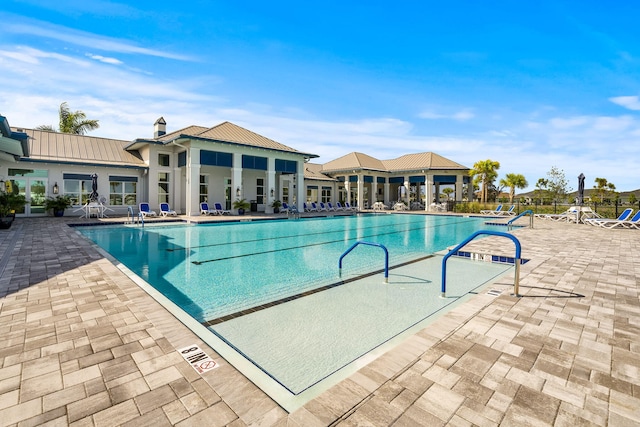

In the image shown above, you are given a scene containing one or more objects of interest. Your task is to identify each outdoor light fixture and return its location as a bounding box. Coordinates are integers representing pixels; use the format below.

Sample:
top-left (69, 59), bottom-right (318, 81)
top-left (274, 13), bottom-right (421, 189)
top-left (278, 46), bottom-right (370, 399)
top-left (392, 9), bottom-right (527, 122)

top-left (53, 182), bottom-right (59, 194)
top-left (270, 188), bottom-right (274, 197)
top-left (236, 187), bottom-right (241, 197)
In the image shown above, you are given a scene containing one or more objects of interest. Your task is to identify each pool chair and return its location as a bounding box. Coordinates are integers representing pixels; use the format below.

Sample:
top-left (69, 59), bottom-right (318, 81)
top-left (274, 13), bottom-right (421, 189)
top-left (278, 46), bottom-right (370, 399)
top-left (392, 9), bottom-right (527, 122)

top-left (495, 205), bottom-right (516, 216)
top-left (159, 203), bottom-right (177, 217)
top-left (200, 202), bottom-right (219, 215)
top-left (326, 202), bottom-right (336, 211)
top-left (537, 207), bottom-right (579, 222)
top-left (318, 202), bottom-right (328, 211)
top-left (584, 208), bottom-right (633, 228)
top-left (621, 211), bottom-right (640, 229)
top-left (344, 202), bottom-right (357, 211)
top-left (139, 202), bottom-right (157, 217)
top-left (281, 202), bottom-right (291, 213)
top-left (480, 204), bottom-right (502, 215)
top-left (213, 202), bottom-right (231, 215)
top-left (311, 202), bottom-right (320, 211)
top-left (335, 202), bottom-right (344, 211)
top-left (303, 202), bottom-right (316, 212)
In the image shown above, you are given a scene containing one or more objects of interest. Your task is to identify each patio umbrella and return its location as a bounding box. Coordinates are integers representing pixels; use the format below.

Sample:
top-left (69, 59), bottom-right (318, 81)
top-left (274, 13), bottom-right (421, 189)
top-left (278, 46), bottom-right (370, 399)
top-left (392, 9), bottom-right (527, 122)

top-left (577, 173), bottom-right (585, 205)
top-left (89, 173), bottom-right (99, 202)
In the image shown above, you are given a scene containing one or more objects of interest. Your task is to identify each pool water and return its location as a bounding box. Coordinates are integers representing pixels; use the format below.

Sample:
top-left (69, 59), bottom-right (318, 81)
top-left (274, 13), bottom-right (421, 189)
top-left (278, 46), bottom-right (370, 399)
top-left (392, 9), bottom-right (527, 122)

top-left (78, 213), bottom-right (514, 408)
top-left (78, 214), bottom-right (500, 322)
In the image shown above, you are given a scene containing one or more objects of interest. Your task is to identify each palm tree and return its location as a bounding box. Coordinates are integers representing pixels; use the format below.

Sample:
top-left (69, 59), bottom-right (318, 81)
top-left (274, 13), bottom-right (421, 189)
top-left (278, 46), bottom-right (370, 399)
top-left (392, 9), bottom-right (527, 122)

top-left (470, 159), bottom-right (500, 204)
top-left (36, 102), bottom-right (100, 135)
top-left (499, 173), bottom-right (528, 204)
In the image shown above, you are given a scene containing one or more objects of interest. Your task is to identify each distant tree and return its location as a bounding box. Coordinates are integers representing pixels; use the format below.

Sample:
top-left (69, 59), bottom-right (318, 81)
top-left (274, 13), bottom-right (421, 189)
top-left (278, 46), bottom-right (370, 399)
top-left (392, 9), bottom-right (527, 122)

top-left (534, 178), bottom-right (549, 204)
top-left (470, 159), bottom-right (500, 204)
top-left (629, 193), bottom-right (637, 205)
top-left (499, 173), bottom-right (529, 204)
top-left (442, 187), bottom-right (454, 200)
top-left (546, 166), bottom-right (572, 203)
top-left (36, 102), bottom-right (100, 135)
top-left (592, 177), bottom-right (616, 203)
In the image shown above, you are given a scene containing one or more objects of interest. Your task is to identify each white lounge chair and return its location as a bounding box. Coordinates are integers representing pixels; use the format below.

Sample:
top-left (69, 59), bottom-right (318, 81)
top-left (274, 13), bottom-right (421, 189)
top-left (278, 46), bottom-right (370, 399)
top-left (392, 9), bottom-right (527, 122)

top-left (160, 203), bottom-right (177, 216)
top-left (584, 208), bottom-right (634, 228)
top-left (480, 204), bottom-right (502, 215)
top-left (213, 202), bottom-right (230, 215)
top-left (139, 202), bottom-right (157, 217)
top-left (200, 202), bottom-right (218, 215)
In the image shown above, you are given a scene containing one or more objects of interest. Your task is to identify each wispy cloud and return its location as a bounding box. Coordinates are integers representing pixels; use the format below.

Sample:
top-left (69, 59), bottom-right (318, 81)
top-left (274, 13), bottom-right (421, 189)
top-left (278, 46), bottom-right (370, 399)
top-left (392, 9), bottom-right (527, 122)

top-left (418, 109), bottom-right (475, 121)
top-left (86, 53), bottom-right (123, 65)
top-left (3, 19), bottom-right (191, 61)
top-left (609, 95), bottom-right (640, 110)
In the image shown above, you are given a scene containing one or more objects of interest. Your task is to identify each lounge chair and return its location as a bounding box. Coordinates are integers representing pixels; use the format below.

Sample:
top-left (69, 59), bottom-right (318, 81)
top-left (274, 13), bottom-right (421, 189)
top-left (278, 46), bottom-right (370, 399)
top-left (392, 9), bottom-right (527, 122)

top-left (318, 202), bottom-right (328, 212)
top-left (159, 203), bottom-right (177, 217)
top-left (344, 202), bottom-right (357, 211)
top-left (480, 204), bottom-right (502, 215)
top-left (335, 202), bottom-right (344, 211)
top-left (584, 208), bottom-right (634, 228)
top-left (311, 202), bottom-right (320, 211)
top-left (200, 202), bottom-right (218, 215)
top-left (536, 207), bottom-right (580, 222)
top-left (621, 211), bottom-right (640, 229)
top-left (213, 202), bottom-right (230, 215)
top-left (281, 202), bottom-right (291, 213)
top-left (139, 202), bottom-right (157, 217)
top-left (495, 205), bottom-right (516, 216)
top-left (326, 202), bottom-right (336, 211)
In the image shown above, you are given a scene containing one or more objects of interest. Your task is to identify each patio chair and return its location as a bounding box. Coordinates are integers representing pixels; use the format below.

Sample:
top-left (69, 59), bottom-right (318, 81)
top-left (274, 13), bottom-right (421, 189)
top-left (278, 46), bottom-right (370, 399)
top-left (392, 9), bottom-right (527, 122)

top-left (200, 202), bottom-right (218, 215)
top-left (281, 202), bottom-right (291, 213)
top-left (335, 202), bottom-right (345, 211)
top-left (326, 202), bottom-right (336, 211)
top-left (344, 202), bottom-right (357, 211)
top-left (311, 202), bottom-right (320, 211)
top-left (480, 204), bottom-right (502, 215)
top-left (584, 208), bottom-right (633, 228)
top-left (139, 202), bottom-right (157, 217)
top-left (213, 202), bottom-right (231, 215)
top-left (495, 205), bottom-right (516, 216)
top-left (621, 211), bottom-right (640, 229)
top-left (318, 202), bottom-right (328, 211)
top-left (160, 203), bottom-right (177, 217)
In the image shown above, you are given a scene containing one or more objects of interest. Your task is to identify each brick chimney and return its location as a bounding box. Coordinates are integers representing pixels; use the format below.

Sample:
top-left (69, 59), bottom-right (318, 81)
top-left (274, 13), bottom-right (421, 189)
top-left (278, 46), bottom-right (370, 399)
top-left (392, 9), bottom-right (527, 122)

top-left (154, 117), bottom-right (166, 138)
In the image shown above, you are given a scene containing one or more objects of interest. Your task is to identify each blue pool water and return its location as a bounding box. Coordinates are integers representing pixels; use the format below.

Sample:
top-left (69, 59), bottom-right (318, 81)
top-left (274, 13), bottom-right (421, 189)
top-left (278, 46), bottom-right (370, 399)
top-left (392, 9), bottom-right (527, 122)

top-left (77, 214), bottom-right (501, 323)
top-left (78, 213), bottom-right (513, 407)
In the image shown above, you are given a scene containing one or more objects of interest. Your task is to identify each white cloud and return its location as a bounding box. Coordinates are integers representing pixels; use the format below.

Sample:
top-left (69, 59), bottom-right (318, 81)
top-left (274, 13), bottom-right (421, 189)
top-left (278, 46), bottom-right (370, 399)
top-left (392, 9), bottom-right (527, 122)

top-left (4, 20), bottom-right (192, 61)
top-left (609, 95), bottom-right (640, 111)
top-left (418, 109), bottom-right (475, 121)
top-left (86, 54), bottom-right (123, 65)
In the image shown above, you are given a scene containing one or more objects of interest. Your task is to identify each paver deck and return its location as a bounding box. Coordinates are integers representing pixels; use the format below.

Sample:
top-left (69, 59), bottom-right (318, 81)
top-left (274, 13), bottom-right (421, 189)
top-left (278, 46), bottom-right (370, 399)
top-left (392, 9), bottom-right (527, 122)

top-left (0, 213), bottom-right (638, 426)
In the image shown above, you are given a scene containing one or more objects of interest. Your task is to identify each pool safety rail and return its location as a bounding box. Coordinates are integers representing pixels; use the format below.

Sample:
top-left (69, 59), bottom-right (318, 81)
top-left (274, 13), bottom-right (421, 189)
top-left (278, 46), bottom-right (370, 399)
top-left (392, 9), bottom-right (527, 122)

top-left (507, 209), bottom-right (534, 230)
top-left (442, 231), bottom-right (522, 298)
top-left (339, 241), bottom-right (389, 283)
top-left (127, 206), bottom-right (144, 227)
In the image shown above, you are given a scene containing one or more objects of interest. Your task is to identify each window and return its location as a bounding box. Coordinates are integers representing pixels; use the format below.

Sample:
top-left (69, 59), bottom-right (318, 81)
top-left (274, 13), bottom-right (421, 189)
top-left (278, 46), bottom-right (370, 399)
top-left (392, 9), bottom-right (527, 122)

top-left (200, 175), bottom-right (208, 203)
top-left (63, 174), bottom-right (92, 206)
top-left (256, 178), bottom-right (264, 204)
top-left (322, 186), bottom-right (332, 203)
top-left (158, 172), bottom-right (170, 204)
top-left (109, 179), bottom-right (137, 206)
top-left (158, 153), bottom-right (170, 167)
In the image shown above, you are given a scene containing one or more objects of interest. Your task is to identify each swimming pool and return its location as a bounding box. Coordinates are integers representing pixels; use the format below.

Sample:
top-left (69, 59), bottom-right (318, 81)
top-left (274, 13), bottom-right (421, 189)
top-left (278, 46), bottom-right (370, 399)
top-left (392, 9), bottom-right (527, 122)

top-left (78, 213), bottom-right (513, 409)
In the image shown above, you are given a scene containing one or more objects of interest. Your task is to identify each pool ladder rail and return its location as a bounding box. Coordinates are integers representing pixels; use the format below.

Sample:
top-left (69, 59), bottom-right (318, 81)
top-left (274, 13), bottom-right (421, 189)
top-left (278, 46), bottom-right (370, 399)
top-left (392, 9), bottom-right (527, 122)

top-left (339, 241), bottom-right (389, 283)
top-left (127, 206), bottom-right (144, 227)
top-left (506, 209), bottom-right (534, 230)
top-left (442, 230), bottom-right (522, 298)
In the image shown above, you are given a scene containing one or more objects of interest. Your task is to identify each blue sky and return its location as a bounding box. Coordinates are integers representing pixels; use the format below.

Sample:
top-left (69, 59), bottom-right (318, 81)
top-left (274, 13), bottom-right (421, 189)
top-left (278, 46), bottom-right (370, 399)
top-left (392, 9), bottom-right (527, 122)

top-left (1, 1), bottom-right (639, 192)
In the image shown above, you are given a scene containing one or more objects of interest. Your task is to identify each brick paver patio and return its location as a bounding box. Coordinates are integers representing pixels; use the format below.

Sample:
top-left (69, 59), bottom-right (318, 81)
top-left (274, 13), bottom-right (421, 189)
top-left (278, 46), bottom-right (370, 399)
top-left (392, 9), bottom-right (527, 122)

top-left (0, 214), bottom-right (638, 426)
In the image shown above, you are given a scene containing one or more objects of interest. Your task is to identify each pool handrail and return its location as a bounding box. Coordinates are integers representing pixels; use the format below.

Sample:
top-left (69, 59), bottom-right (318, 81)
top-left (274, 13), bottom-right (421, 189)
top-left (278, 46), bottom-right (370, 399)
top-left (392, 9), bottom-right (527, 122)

top-left (442, 231), bottom-right (522, 297)
top-left (339, 241), bottom-right (389, 283)
top-left (507, 209), bottom-right (534, 230)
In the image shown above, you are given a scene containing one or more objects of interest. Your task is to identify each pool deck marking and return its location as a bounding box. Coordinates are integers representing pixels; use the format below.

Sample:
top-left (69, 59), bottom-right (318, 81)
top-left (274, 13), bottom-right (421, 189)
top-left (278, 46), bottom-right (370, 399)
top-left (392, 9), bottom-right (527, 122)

top-left (200, 254), bottom-right (436, 326)
top-left (2, 214), bottom-right (639, 425)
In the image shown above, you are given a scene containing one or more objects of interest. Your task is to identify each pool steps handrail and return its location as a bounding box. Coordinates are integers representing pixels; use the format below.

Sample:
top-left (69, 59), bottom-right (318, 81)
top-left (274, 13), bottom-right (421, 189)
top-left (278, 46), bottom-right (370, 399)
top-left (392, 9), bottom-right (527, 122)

top-left (339, 241), bottom-right (389, 283)
top-left (442, 231), bottom-right (522, 298)
top-left (126, 205), bottom-right (144, 227)
top-left (506, 209), bottom-right (534, 230)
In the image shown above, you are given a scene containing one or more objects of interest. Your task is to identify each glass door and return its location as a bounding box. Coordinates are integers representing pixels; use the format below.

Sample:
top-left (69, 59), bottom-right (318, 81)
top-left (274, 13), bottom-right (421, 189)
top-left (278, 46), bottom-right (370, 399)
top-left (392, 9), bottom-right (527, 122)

top-left (10, 177), bottom-right (48, 216)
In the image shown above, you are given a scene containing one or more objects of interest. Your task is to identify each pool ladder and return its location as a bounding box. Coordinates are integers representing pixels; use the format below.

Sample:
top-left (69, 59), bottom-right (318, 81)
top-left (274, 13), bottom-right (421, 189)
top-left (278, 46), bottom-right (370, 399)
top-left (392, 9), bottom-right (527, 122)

top-left (339, 241), bottom-right (389, 283)
top-left (441, 230), bottom-right (522, 298)
top-left (506, 209), bottom-right (534, 230)
top-left (127, 206), bottom-right (144, 227)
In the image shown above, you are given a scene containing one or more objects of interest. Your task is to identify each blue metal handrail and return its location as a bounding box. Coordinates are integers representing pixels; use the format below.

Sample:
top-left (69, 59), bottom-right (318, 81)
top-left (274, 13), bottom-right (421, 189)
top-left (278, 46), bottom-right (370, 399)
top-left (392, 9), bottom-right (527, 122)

top-left (339, 241), bottom-right (389, 283)
top-left (442, 231), bottom-right (522, 298)
top-left (507, 209), bottom-right (534, 230)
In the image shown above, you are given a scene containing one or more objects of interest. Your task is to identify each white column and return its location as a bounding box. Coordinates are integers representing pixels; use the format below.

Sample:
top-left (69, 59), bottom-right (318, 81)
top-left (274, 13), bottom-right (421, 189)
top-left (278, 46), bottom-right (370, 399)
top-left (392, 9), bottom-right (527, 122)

top-left (357, 175), bottom-right (364, 209)
top-left (232, 154), bottom-right (242, 213)
top-left (296, 166), bottom-right (304, 209)
top-left (384, 180), bottom-right (390, 205)
top-left (187, 147), bottom-right (200, 216)
top-left (426, 174), bottom-right (434, 209)
top-left (266, 158), bottom-right (276, 213)
top-left (455, 175), bottom-right (463, 202)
